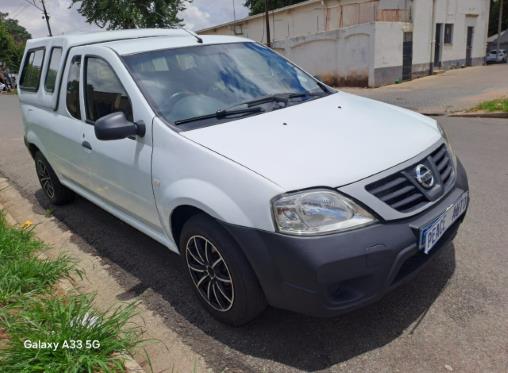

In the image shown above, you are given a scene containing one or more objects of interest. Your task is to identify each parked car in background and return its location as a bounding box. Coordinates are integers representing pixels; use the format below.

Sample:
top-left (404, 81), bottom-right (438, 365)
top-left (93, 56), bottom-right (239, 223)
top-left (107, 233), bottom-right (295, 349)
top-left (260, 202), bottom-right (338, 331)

top-left (7, 73), bottom-right (17, 89)
top-left (486, 49), bottom-right (507, 64)
top-left (18, 29), bottom-right (469, 325)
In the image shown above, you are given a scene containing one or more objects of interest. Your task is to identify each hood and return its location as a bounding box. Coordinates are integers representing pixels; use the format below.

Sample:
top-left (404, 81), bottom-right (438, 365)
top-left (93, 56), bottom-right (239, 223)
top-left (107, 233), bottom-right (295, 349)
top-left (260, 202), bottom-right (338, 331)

top-left (182, 92), bottom-right (442, 190)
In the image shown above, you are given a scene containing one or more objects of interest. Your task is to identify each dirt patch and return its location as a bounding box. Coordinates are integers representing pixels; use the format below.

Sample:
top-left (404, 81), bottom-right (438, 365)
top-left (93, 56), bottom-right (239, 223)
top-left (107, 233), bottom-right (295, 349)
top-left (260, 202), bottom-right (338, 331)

top-left (318, 72), bottom-right (369, 87)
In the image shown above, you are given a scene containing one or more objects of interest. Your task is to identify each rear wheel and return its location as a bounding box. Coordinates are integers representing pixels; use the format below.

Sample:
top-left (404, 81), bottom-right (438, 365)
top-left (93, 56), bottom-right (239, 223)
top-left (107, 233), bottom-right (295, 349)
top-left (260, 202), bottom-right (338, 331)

top-left (180, 214), bottom-right (266, 326)
top-left (34, 151), bottom-right (74, 205)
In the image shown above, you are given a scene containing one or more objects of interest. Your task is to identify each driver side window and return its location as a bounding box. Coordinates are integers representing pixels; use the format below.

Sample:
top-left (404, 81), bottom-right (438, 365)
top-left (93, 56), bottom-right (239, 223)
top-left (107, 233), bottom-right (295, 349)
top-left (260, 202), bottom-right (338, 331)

top-left (84, 57), bottom-right (133, 123)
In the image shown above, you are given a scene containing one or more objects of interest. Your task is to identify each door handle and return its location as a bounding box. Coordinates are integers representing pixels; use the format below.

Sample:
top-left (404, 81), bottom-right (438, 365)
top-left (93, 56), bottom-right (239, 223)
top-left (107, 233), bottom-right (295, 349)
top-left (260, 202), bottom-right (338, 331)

top-left (81, 141), bottom-right (92, 150)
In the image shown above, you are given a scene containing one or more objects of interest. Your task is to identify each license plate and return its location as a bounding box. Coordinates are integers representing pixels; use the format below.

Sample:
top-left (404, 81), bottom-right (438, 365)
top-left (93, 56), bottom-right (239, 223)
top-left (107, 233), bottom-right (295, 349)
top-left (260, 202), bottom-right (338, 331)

top-left (419, 192), bottom-right (468, 254)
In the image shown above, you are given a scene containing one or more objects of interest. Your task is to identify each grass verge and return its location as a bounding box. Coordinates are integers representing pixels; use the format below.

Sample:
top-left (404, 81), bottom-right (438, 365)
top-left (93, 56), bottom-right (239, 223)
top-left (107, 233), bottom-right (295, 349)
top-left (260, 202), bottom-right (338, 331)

top-left (0, 212), bottom-right (144, 372)
top-left (0, 213), bottom-right (74, 305)
top-left (471, 97), bottom-right (508, 113)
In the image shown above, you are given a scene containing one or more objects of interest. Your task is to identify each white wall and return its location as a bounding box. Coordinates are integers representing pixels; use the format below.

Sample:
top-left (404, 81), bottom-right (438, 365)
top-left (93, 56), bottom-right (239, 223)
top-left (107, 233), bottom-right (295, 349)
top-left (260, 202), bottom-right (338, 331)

top-left (199, 0), bottom-right (490, 87)
top-left (412, 0), bottom-right (490, 69)
top-left (373, 22), bottom-right (408, 69)
top-left (273, 23), bottom-right (375, 86)
top-left (411, 0), bottom-right (434, 67)
top-left (200, 0), bottom-right (381, 41)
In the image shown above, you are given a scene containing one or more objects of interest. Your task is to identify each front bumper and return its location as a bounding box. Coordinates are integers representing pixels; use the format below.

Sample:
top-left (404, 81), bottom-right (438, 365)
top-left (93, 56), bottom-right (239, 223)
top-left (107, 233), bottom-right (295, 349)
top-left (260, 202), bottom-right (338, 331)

top-left (220, 159), bottom-right (469, 317)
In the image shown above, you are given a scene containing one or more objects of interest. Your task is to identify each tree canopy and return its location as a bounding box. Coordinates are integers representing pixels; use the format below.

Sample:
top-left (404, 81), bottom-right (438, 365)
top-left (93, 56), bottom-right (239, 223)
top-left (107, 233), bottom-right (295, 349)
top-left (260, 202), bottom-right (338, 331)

top-left (489, 0), bottom-right (508, 36)
top-left (0, 12), bottom-right (31, 72)
top-left (70, 0), bottom-right (189, 29)
top-left (244, 0), bottom-right (306, 16)
top-left (0, 12), bottom-right (32, 44)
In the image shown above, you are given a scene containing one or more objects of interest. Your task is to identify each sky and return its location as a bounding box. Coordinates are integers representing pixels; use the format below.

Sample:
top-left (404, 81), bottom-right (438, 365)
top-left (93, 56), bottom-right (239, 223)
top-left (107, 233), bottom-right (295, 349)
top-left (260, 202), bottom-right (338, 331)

top-left (0, 0), bottom-right (249, 38)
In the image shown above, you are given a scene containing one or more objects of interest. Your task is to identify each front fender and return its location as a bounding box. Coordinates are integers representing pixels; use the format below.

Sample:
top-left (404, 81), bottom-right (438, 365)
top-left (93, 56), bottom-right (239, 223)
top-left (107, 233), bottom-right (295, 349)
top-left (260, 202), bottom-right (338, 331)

top-left (158, 178), bottom-right (254, 243)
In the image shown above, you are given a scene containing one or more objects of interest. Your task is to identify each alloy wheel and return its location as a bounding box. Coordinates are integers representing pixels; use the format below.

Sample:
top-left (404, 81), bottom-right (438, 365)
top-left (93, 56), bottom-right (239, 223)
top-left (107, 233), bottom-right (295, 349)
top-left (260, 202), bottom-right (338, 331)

top-left (36, 159), bottom-right (55, 199)
top-left (185, 235), bottom-right (235, 312)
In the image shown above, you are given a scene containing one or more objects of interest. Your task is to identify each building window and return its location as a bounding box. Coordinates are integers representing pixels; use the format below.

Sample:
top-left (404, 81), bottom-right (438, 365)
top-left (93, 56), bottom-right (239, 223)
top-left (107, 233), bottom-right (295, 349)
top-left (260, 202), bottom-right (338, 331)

top-left (444, 24), bottom-right (454, 44)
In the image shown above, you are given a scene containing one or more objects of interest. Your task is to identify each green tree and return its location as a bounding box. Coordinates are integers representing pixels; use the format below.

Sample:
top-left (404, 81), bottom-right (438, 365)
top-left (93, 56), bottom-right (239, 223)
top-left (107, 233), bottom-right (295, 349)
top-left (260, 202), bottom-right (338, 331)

top-left (0, 15), bottom-right (26, 72)
top-left (70, 0), bottom-right (190, 29)
top-left (0, 12), bottom-right (32, 45)
top-left (489, 0), bottom-right (508, 36)
top-left (244, 0), bottom-right (305, 16)
top-left (0, 25), bottom-right (21, 71)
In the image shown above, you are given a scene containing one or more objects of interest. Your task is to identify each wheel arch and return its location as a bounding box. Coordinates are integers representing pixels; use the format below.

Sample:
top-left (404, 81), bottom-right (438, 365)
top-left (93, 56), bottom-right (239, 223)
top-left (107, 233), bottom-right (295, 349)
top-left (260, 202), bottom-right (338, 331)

top-left (25, 130), bottom-right (47, 160)
top-left (170, 204), bottom-right (207, 252)
top-left (26, 142), bottom-right (40, 159)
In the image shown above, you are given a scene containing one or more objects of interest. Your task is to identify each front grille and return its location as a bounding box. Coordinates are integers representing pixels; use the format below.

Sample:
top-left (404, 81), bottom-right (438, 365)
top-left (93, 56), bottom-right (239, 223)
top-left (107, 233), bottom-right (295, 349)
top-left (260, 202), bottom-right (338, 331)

top-left (366, 172), bottom-right (427, 212)
top-left (366, 144), bottom-right (454, 213)
top-left (430, 144), bottom-right (454, 186)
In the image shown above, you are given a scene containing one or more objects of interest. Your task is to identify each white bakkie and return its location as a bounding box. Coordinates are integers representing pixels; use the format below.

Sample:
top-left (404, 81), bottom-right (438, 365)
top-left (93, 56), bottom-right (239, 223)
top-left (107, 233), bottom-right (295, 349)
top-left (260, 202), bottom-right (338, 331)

top-left (18, 29), bottom-right (469, 325)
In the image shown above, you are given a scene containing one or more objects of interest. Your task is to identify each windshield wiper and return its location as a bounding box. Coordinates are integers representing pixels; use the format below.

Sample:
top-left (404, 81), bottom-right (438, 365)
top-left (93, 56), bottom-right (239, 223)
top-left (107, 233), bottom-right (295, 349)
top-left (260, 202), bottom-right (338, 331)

top-left (174, 106), bottom-right (263, 125)
top-left (286, 91), bottom-right (328, 100)
top-left (224, 91), bottom-right (326, 112)
top-left (233, 94), bottom-right (291, 108)
top-left (173, 91), bottom-right (329, 125)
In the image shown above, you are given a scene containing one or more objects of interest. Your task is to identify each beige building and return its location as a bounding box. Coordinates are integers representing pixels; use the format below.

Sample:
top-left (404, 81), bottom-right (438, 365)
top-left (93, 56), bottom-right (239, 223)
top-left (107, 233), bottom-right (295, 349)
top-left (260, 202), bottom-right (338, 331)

top-left (199, 0), bottom-right (490, 87)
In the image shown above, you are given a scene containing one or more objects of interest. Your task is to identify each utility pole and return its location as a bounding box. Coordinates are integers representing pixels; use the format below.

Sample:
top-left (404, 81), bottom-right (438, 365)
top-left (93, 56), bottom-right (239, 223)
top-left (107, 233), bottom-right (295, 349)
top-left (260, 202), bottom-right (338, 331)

top-left (265, 0), bottom-right (271, 47)
top-left (429, 0), bottom-right (436, 75)
top-left (497, 0), bottom-right (504, 55)
top-left (40, 0), bottom-right (53, 36)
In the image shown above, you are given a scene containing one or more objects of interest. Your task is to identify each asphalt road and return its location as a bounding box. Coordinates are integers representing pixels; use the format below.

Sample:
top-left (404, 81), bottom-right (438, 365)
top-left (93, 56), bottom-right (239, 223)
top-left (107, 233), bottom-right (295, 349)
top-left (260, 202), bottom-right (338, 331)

top-left (343, 64), bottom-right (508, 114)
top-left (1, 94), bottom-right (507, 372)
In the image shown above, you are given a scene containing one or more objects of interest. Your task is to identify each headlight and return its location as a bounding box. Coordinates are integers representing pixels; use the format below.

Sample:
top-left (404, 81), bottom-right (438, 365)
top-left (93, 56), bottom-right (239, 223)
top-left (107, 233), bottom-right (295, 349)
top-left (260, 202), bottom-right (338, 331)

top-left (272, 189), bottom-right (376, 236)
top-left (436, 122), bottom-right (457, 169)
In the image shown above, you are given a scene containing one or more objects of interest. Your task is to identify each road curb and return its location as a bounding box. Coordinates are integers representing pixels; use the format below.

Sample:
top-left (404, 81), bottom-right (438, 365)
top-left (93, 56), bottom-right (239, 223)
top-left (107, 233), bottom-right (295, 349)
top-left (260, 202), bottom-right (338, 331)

top-left (447, 112), bottom-right (508, 119)
top-left (0, 180), bottom-right (145, 373)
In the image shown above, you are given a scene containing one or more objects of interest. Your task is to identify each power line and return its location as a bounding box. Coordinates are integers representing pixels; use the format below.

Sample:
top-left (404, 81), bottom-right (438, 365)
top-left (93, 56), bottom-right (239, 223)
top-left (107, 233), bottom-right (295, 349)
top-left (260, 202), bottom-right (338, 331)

top-left (11, 3), bottom-right (30, 19)
top-left (21, 0), bottom-right (43, 11)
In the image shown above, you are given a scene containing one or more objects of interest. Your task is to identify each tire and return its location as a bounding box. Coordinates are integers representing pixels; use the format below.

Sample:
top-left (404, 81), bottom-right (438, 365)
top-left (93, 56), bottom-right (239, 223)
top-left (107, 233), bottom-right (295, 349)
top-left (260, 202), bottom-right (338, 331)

top-left (180, 214), bottom-right (266, 326)
top-left (34, 151), bottom-right (75, 205)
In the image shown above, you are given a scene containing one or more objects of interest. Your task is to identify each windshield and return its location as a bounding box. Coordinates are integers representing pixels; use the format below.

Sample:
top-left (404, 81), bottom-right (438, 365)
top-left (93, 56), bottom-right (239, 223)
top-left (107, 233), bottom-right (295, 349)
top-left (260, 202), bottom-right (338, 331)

top-left (123, 42), bottom-right (330, 127)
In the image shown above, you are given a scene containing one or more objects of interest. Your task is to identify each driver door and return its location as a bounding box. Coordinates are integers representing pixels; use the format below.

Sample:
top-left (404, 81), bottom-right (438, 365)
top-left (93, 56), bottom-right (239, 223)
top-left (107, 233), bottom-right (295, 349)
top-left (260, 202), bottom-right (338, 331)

top-left (80, 46), bottom-right (160, 230)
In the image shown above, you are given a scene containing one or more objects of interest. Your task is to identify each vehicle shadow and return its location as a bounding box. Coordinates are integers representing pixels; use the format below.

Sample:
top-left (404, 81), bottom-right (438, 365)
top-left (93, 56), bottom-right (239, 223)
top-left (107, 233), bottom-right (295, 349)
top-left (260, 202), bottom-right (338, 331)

top-left (34, 191), bottom-right (456, 372)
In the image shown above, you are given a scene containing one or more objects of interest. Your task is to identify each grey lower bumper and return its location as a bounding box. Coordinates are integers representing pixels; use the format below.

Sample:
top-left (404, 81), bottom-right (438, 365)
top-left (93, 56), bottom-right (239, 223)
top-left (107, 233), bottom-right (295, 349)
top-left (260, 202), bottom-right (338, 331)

top-left (220, 159), bottom-right (469, 317)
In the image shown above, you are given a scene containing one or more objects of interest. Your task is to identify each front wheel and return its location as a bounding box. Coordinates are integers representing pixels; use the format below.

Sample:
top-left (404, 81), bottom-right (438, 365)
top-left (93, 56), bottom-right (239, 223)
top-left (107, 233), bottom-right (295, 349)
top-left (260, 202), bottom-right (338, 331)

top-left (34, 151), bottom-right (75, 205)
top-left (180, 214), bottom-right (266, 326)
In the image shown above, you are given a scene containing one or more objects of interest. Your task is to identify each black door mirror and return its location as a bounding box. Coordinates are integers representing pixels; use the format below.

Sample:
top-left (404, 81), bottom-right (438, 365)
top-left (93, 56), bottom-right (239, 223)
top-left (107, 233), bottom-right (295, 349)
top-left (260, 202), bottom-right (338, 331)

top-left (94, 112), bottom-right (145, 140)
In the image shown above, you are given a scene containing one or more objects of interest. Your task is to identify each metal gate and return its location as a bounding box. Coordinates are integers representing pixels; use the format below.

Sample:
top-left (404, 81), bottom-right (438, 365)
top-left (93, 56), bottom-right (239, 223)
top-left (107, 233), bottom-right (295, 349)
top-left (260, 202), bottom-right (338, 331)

top-left (402, 32), bottom-right (413, 81)
top-left (466, 26), bottom-right (474, 66)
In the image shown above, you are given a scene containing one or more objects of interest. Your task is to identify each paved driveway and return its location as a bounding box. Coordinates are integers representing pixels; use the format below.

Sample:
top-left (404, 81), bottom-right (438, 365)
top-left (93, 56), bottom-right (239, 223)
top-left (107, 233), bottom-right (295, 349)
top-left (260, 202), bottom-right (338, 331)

top-left (1, 95), bottom-right (507, 372)
top-left (343, 64), bottom-right (508, 114)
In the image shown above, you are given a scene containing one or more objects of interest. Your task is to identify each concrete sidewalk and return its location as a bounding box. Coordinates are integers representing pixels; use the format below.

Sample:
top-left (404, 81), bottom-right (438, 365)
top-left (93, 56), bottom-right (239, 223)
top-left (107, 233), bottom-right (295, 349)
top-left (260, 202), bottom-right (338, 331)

top-left (343, 64), bottom-right (508, 114)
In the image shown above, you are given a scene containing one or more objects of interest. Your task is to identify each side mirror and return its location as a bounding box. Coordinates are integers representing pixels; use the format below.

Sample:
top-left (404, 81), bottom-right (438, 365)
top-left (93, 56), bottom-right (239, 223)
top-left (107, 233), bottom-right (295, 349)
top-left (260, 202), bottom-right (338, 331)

top-left (94, 112), bottom-right (145, 141)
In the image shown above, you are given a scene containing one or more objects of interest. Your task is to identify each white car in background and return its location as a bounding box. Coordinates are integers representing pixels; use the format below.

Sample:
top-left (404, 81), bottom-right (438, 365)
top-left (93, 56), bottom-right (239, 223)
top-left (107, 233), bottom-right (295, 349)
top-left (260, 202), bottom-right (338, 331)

top-left (486, 49), bottom-right (507, 64)
top-left (18, 29), bottom-right (469, 325)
